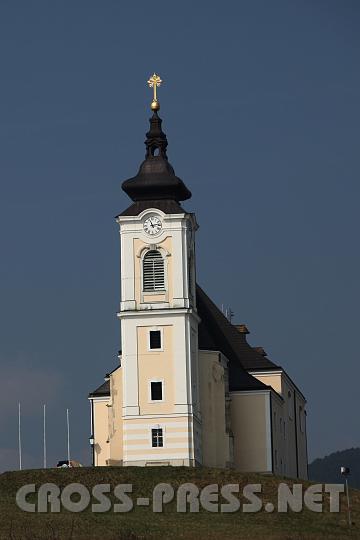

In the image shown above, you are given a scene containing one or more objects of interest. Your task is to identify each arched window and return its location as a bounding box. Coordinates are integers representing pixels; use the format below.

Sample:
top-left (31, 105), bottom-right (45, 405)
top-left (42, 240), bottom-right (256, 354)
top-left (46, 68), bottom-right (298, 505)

top-left (143, 250), bottom-right (165, 291)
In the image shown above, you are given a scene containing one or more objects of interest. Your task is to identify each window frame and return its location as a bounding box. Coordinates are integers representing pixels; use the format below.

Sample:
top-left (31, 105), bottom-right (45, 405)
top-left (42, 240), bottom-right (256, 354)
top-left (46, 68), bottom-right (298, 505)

top-left (148, 328), bottom-right (163, 352)
top-left (150, 425), bottom-right (165, 448)
top-left (142, 249), bottom-right (166, 293)
top-left (149, 379), bottom-right (165, 403)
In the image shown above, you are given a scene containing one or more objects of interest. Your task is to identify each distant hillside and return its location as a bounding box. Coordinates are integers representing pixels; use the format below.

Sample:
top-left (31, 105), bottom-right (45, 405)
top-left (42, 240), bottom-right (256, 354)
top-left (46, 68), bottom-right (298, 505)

top-left (309, 448), bottom-right (360, 489)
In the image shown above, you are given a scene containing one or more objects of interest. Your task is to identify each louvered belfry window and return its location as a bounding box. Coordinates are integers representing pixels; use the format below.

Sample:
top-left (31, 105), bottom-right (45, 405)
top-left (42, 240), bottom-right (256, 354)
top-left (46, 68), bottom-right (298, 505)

top-left (143, 250), bottom-right (165, 291)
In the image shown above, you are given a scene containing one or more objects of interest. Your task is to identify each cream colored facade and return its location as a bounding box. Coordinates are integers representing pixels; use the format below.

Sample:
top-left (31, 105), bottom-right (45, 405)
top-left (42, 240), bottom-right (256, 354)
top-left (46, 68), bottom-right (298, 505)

top-left (91, 358), bottom-right (308, 477)
top-left (249, 370), bottom-right (308, 478)
top-left (198, 351), bottom-right (232, 468)
top-left (113, 208), bottom-right (201, 467)
top-left (89, 205), bottom-right (308, 478)
top-left (89, 107), bottom-right (308, 478)
top-left (92, 398), bottom-right (110, 466)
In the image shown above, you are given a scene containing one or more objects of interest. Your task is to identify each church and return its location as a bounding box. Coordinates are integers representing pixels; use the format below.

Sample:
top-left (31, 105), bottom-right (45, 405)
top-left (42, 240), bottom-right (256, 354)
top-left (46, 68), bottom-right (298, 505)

top-left (89, 75), bottom-right (308, 479)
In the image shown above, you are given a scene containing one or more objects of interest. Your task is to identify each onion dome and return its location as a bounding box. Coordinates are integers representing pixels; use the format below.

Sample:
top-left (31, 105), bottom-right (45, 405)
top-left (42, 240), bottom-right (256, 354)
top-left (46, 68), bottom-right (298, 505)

top-left (121, 110), bottom-right (191, 203)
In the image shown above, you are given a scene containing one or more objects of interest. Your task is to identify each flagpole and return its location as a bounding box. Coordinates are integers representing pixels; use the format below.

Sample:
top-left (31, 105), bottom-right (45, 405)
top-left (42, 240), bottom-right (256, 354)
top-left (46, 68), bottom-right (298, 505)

top-left (43, 404), bottom-right (47, 468)
top-left (18, 403), bottom-right (22, 471)
top-left (66, 408), bottom-right (70, 466)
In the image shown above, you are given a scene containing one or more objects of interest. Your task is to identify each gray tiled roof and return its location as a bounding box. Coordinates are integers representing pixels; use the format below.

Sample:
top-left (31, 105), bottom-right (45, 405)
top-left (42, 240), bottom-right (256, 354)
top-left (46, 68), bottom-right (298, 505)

top-left (196, 285), bottom-right (272, 391)
top-left (89, 380), bottom-right (110, 397)
top-left (197, 285), bottom-right (280, 372)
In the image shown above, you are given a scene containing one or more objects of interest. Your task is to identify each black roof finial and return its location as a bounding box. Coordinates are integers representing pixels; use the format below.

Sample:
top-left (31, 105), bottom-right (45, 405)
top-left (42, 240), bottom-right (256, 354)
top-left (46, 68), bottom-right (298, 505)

top-left (145, 111), bottom-right (168, 160)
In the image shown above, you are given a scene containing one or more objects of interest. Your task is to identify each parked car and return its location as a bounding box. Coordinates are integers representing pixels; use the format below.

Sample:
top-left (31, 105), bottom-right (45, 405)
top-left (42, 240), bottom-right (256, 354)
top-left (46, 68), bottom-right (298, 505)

top-left (56, 460), bottom-right (82, 468)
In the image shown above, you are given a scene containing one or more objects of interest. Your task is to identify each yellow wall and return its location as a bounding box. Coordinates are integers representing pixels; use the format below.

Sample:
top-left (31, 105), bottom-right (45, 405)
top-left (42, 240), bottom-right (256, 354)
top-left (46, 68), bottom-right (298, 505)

top-left (282, 377), bottom-right (297, 477)
top-left (251, 370), bottom-right (308, 479)
top-left (108, 367), bottom-right (123, 465)
top-left (93, 399), bottom-right (110, 466)
top-left (295, 392), bottom-right (308, 479)
top-left (143, 294), bottom-right (165, 303)
top-left (199, 351), bottom-right (230, 468)
top-left (134, 236), bottom-right (173, 307)
top-left (92, 367), bottom-right (124, 467)
top-left (230, 392), bottom-right (271, 473)
top-left (271, 394), bottom-right (285, 476)
top-left (137, 325), bottom-right (175, 415)
top-left (121, 324), bottom-right (192, 465)
top-left (92, 359), bottom-right (308, 476)
top-left (123, 416), bottom-right (192, 465)
top-left (252, 372), bottom-right (282, 394)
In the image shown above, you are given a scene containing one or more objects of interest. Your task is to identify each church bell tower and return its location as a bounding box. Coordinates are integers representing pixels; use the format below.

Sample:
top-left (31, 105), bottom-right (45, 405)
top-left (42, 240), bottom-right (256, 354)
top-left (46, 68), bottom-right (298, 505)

top-left (116, 74), bottom-right (202, 466)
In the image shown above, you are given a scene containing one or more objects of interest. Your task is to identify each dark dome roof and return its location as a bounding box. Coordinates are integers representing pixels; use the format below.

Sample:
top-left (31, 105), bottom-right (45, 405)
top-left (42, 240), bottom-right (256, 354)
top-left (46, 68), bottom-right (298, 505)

top-left (121, 111), bottom-right (191, 203)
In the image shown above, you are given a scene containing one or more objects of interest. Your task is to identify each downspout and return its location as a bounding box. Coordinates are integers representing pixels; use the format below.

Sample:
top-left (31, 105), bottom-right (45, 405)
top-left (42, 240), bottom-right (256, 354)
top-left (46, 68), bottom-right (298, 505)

top-left (293, 392), bottom-right (299, 478)
top-left (305, 409), bottom-right (309, 480)
top-left (269, 392), bottom-right (274, 474)
top-left (90, 399), bottom-right (95, 467)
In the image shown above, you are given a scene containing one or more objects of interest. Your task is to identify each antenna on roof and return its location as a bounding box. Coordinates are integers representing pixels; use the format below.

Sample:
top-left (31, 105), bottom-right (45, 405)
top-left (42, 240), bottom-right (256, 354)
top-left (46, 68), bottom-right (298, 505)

top-left (222, 304), bottom-right (235, 322)
top-left (225, 307), bottom-right (234, 323)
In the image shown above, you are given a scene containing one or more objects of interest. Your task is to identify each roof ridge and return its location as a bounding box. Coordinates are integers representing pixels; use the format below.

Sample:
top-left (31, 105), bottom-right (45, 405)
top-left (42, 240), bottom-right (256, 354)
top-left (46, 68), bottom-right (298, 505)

top-left (196, 284), bottom-right (269, 392)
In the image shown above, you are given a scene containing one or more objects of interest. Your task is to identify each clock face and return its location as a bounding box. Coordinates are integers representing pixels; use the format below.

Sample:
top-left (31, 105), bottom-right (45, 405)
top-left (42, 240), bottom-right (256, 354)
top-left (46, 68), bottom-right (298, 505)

top-left (143, 216), bottom-right (162, 236)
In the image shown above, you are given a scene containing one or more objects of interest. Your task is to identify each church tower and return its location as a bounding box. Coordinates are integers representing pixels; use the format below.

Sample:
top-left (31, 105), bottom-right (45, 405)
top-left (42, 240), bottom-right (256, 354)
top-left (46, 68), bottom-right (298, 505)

top-left (89, 74), bottom-right (308, 477)
top-left (116, 75), bottom-right (202, 466)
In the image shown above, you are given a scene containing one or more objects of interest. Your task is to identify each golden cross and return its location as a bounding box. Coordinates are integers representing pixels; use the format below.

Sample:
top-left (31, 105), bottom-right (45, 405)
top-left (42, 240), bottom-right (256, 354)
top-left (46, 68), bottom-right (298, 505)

top-left (147, 73), bottom-right (162, 110)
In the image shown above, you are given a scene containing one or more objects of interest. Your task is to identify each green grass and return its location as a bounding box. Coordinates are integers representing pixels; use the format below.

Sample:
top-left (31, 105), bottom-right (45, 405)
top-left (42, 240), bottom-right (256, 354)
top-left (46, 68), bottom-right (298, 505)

top-left (0, 467), bottom-right (359, 539)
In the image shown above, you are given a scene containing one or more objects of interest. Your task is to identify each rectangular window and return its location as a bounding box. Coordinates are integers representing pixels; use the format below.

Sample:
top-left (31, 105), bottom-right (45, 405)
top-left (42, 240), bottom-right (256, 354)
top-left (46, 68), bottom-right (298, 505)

top-left (149, 330), bottom-right (162, 350)
top-left (151, 381), bottom-right (163, 401)
top-left (152, 428), bottom-right (163, 447)
top-left (143, 250), bottom-right (165, 291)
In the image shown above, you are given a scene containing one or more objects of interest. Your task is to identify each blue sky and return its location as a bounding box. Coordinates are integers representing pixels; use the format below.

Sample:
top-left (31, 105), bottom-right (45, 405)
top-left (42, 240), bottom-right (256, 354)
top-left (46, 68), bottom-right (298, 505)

top-left (0, 0), bottom-right (359, 471)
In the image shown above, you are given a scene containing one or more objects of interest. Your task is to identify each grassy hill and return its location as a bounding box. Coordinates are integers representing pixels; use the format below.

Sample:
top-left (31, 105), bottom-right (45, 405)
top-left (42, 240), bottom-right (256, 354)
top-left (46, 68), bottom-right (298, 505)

top-left (309, 448), bottom-right (360, 489)
top-left (0, 466), bottom-right (359, 540)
